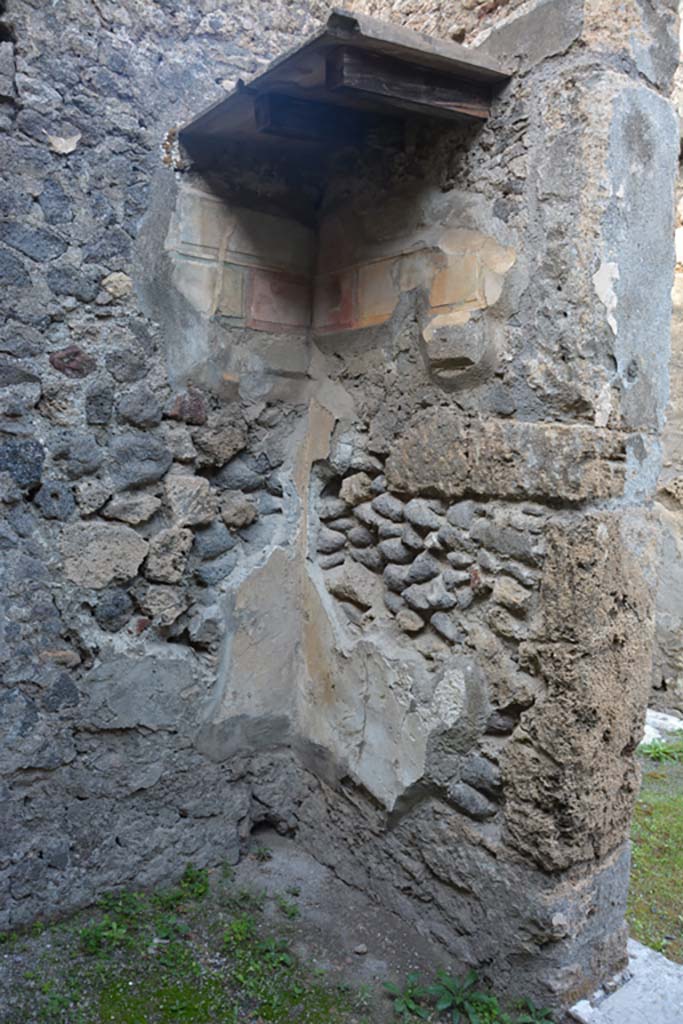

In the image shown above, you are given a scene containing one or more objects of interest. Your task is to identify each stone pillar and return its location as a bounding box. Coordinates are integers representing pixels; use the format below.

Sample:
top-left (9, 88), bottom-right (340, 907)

top-left (478, 0), bottom-right (678, 1005)
top-left (653, 5), bottom-right (683, 712)
top-left (295, 0), bottom-right (679, 1009)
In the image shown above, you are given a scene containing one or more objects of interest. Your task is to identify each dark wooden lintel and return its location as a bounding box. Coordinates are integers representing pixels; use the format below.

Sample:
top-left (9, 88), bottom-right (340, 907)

top-left (326, 45), bottom-right (492, 122)
top-left (254, 92), bottom-right (404, 149)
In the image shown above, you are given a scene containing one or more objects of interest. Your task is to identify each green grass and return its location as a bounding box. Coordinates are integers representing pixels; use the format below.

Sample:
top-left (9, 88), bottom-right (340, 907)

top-left (11, 729), bottom-right (683, 1024)
top-left (638, 733), bottom-right (683, 763)
top-left (628, 747), bottom-right (683, 961)
top-left (2, 863), bottom-right (554, 1024)
top-left (382, 969), bottom-right (552, 1024)
top-left (3, 863), bottom-right (355, 1024)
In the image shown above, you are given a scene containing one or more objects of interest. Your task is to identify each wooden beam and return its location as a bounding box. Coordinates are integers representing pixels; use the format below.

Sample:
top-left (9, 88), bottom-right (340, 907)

top-left (255, 92), bottom-right (361, 145)
top-left (326, 46), bottom-right (492, 122)
top-left (254, 92), bottom-right (403, 148)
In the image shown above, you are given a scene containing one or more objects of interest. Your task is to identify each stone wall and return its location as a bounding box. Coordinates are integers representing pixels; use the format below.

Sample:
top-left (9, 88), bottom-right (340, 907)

top-left (0, 0), bottom-right (329, 931)
top-left (653, 215), bottom-right (683, 711)
top-left (653, 2), bottom-right (683, 712)
top-left (0, 0), bottom-right (679, 1015)
top-left (346, 0), bottom-right (531, 45)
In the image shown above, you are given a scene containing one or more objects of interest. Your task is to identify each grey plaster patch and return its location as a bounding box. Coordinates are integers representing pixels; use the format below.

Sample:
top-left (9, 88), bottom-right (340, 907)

top-left (476, 0), bottom-right (583, 73)
top-left (628, 1), bottom-right (679, 92)
top-left (194, 714), bottom-right (293, 762)
top-left (80, 655), bottom-right (197, 731)
top-left (606, 84), bottom-right (678, 433)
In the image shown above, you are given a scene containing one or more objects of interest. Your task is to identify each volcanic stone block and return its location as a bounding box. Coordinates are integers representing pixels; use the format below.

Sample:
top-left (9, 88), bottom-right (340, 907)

top-left (347, 525), bottom-right (374, 548)
top-left (34, 481), bottom-right (75, 520)
top-left (318, 497), bottom-right (349, 521)
top-left (317, 527), bottom-right (346, 554)
top-left (447, 781), bottom-right (498, 820)
top-left (325, 561), bottom-right (378, 610)
top-left (350, 547), bottom-right (384, 572)
top-left (165, 388), bottom-right (207, 426)
top-left (47, 264), bottom-right (100, 303)
top-left (402, 524), bottom-right (424, 550)
top-left (0, 439), bottom-right (44, 490)
top-left (215, 456), bottom-right (262, 492)
top-left (447, 501), bottom-right (478, 529)
top-left (404, 578), bottom-right (457, 614)
top-left (378, 520), bottom-right (403, 539)
top-left (0, 221), bottom-right (67, 261)
top-left (320, 552), bottom-right (345, 570)
top-left (145, 527), bottom-right (193, 584)
top-left (53, 431), bottom-right (103, 480)
top-left (117, 385), bottom-right (163, 428)
top-left (327, 517), bottom-right (355, 533)
top-left (193, 521), bottom-right (236, 560)
top-left (85, 383), bottom-right (114, 424)
top-left (49, 345), bottom-right (96, 379)
top-left (379, 538), bottom-right (413, 564)
top-left (193, 410), bottom-right (247, 468)
top-left (111, 432), bottom-right (172, 489)
top-left (384, 563), bottom-right (411, 593)
top-left (0, 248), bottom-right (29, 287)
top-left (406, 552), bottom-right (441, 584)
top-left (105, 347), bottom-right (147, 383)
top-left (386, 411), bottom-right (627, 502)
top-left (165, 474), bottom-right (218, 526)
top-left (372, 493), bottom-right (404, 522)
top-left (0, 356), bottom-right (40, 389)
top-left (461, 754), bottom-right (502, 799)
top-left (404, 498), bottom-right (442, 531)
top-left (196, 550), bottom-right (238, 585)
top-left (221, 491), bottom-right (257, 530)
top-left (94, 588), bottom-right (134, 632)
top-left (492, 575), bottom-right (530, 614)
top-left (74, 480), bottom-right (111, 515)
top-left (61, 522), bottom-right (149, 589)
top-left (431, 611), bottom-right (461, 643)
top-left (103, 493), bottom-right (161, 526)
top-left (0, 41), bottom-right (16, 101)
top-left (137, 584), bottom-right (189, 627)
top-left (397, 608), bottom-right (424, 634)
top-left (340, 472), bottom-right (374, 506)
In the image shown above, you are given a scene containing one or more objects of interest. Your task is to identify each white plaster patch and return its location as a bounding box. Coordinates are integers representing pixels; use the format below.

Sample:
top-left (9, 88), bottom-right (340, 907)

top-left (171, 257), bottom-right (217, 316)
top-left (594, 381), bottom-right (613, 428)
top-left (431, 666), bottom-right (467, 728)
top-left (675, 226), bottom-right (683, 268)
top-left (596, 522), bottom-right (610, 546)
top-left (422, 308), bottom-right (471, 342)
top-left (592, 261), bottom-right (620, 335)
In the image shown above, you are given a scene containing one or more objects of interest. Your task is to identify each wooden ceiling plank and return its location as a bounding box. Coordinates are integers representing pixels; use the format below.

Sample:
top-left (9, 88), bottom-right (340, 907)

top-left (254, 92), bottom-right (404, 149)
top-left (326, 45), bottom-right (491, 122)
top-left (255, 92), bottom-right (363, 144)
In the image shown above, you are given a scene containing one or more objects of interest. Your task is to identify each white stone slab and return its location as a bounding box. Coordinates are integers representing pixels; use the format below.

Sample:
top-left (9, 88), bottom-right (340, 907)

top-left (570, 940), bottom-right (683, 1024)
top-left (642, 708), bottom-right (683, 744)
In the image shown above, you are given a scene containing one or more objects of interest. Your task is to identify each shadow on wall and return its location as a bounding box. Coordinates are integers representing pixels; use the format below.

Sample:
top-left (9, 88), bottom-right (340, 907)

top-left (159, 153), bottom-right (517, 402)
top-left (132, 115), bottom-right (527, 814)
